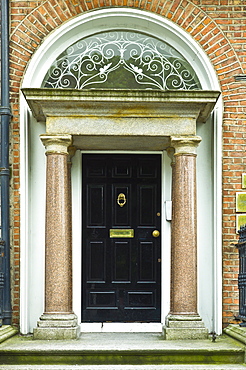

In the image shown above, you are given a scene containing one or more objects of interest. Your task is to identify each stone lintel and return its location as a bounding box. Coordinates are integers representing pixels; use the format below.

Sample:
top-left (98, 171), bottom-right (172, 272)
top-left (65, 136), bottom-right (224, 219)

top-left (74, 135), bottom-right (171, 151)
top-left (46, 116), bottom-right (196, 138)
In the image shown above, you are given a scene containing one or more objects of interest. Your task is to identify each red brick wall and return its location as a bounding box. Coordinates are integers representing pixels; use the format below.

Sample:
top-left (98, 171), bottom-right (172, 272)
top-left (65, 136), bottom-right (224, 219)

top-left (9, 0), bottom-right (246, 328)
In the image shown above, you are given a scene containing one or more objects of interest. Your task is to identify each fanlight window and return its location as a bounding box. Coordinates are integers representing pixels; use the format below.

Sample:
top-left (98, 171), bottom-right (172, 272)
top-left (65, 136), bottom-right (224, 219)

top-left (42, 31), bottom-right (201, 90)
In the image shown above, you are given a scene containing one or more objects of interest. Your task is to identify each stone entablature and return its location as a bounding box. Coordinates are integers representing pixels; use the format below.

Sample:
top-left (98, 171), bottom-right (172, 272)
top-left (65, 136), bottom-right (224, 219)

top-left (22, 89), bottom-right (220, 151)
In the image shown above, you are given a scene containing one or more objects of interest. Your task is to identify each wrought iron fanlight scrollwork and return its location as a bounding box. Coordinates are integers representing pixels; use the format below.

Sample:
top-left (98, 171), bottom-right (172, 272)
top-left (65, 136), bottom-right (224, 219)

top-left (42, 31), bottom-right (201, 91)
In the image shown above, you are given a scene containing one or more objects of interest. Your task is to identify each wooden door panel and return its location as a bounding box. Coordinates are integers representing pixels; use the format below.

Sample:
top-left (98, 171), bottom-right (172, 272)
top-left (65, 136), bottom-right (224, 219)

top-left (82, 154), bottom-right (161, 322)
top-left (86, 185), bottom-right (106, 227)
top-left (112, 159), bottom-right (132, 178)
top-left (87, 240), bottom-right (106, 283)
top-left (138, 241), bottom-right (156, 282)
top-left (138, 159), bottom-right (158, 178)
top-left (112, 185), bottom-right (131, 227)
top-left (86, 159), bottom-right (107, 178)
top-left (112, 241), bottom-right (131, 283)
top-left (88, 291), bottom-right (117, 308)
top-left (126, 291), bottom-right (155, 308)
top-left (138, 185), bottom-right (156, 226)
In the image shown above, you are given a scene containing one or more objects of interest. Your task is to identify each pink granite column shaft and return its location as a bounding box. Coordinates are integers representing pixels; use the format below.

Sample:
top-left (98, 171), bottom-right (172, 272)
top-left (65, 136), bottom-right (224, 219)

top-left (66, 146), bottom-right (77, 309)
top-left (45, 153), bottom-right (72, 313)
top-left (41, 135), bottom-right (73, 314)
top-left (170, 136), bottom-right (201, 315)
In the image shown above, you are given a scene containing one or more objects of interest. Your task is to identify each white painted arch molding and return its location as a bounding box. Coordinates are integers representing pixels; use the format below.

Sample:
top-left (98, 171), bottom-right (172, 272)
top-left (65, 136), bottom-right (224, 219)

top-left (22, 8), bottom-right (220, 91)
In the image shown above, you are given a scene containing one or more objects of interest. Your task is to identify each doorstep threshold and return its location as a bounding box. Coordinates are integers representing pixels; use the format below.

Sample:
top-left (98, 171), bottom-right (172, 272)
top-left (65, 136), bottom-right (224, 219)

top-left (80, 322), bottom-right (162, 333)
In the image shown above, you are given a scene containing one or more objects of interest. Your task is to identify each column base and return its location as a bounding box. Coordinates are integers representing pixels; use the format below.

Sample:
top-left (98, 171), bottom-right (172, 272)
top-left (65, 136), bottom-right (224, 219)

top-left (33, 313), bottom-right (80, 340)
top-left (162, 314), bottom-right (208, 340)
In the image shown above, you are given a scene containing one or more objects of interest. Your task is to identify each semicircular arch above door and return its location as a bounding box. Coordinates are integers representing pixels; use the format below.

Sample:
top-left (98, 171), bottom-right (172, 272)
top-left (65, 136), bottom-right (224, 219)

top-left (42, 31), bottom-right (201, 91)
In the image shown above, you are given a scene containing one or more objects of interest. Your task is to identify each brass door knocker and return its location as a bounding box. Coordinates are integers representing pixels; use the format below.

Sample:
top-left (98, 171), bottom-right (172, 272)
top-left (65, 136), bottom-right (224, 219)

top-left (117, 193), bottom-right (126, 207)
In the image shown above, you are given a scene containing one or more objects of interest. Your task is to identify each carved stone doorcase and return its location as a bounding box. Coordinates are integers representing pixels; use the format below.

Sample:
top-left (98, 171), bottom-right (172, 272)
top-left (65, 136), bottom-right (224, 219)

top-left (22, 88), bottom-right (220, 340)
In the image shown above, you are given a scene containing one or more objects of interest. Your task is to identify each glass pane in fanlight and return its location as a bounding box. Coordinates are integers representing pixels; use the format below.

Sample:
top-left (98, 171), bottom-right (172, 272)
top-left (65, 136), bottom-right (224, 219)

top-left (42, 31), bottom-right (201, 90)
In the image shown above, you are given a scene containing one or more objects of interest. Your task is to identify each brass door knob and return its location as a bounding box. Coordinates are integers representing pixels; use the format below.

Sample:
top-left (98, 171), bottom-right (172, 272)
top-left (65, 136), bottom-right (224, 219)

top-left (152, 230), bottom-right (160, 238)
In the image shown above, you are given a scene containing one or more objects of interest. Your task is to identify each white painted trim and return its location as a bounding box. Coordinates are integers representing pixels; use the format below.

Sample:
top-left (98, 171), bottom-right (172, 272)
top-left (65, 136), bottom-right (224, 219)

top-left (161, 151), bottom-right (172, 323)
top-left (20, 7), bottom-right (223, 334)
top-left (72, 150), bottom-right (82, 324)
top-left (19, 96), bottom-right (29, 334)
top-left (213, 99), bottom-right (223, 335)
top-left (22, 8), bottom-right (220, 91)
top-left (80, 323), bottom-right (162, 333)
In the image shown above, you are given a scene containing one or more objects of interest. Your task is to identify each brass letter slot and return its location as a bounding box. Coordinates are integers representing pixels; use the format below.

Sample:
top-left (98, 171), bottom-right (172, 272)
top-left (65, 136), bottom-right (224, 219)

top-left (110, 229), bottom-right (134, 238)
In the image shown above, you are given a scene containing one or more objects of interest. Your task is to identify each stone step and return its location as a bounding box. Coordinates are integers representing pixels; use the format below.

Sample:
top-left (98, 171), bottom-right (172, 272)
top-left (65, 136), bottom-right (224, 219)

top-left (1, 347), bottom-right (244, 366)
top-left (0, 365), bottom-right (245, 369)
top-left (0, 333), bottom-right (245, 366)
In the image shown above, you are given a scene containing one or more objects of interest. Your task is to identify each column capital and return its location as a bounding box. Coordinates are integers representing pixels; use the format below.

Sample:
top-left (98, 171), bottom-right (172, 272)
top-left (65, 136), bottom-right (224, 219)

top-left (40, 134), bottom-right (72, 155)
top-left (170, 136), bottom-right (202, 155)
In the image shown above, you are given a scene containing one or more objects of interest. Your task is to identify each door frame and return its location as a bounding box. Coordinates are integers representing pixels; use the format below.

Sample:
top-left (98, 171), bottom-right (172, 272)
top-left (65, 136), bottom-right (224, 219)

top-left (72, 150), bottom-right (171, 332)
top-left (19, 8), bottom-right (222, 335)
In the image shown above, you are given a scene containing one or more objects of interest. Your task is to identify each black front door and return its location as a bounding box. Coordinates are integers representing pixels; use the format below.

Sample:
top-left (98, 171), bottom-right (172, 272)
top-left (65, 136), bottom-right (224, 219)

top-left (82, 154), bottom-right (161, 322)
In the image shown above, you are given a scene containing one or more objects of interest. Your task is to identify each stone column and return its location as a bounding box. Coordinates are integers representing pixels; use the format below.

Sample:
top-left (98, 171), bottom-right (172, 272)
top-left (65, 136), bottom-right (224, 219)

top-left (163, 136), bottom-right (208, 340)
top-left (33, 134), bottom-right (80, 340)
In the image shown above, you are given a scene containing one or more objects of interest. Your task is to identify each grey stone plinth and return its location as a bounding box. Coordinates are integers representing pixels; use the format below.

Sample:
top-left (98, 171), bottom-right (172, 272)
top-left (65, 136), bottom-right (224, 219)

top-left (163, 314), bottom-right (208, 340)
top-left (0, 325), bottom-right (18, 343)
top-left (33, 313), bottom-right (80, 340)
top-left (163, 327), bottom-right (209, 340)
top-left (224, 324), bottom-right (246, 344)
top-left (33, 326), bottom-right (80, 340)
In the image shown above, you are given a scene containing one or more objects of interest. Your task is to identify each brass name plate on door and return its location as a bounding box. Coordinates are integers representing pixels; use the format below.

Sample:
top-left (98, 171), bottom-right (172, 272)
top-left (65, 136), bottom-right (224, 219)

top-left (110, 229), bottom-right (134, 238)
